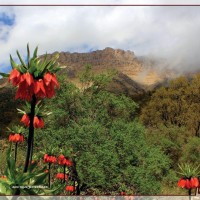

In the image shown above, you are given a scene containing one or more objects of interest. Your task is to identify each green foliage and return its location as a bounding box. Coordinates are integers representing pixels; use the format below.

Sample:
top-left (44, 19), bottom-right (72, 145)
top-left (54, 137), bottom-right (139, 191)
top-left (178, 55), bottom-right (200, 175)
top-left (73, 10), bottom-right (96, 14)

top-left (34, 67), bottom-right (171, 194)
top-left (179, 137), bottom-right (200, 164)
top-left (10, 44), bottom-right (62, 76)
top-left (140, 75), bottom-right (200, 137)
top-left (0, 87), bottom-right (20, 137)
top-left (177, 163), bottom-right (200, 178)
top-left (0, 148), bottom-right (63, 195)
top-left (145, 125), bottom-right (191, 166)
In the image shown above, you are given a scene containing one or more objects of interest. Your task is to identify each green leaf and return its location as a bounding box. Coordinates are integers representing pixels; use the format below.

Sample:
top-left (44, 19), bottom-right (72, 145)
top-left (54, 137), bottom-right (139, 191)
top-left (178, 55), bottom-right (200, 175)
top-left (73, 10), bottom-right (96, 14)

top-left (18, 173), bottom-right (36, 184)
top-left (32, 172), bottom-right (48, 186)
top-left (17, 108), bottom-right (26, 115)
top-left (10, 55), bottom-right (17, 69)
top-left (33, 46), bottom-right (38, 59)
top-left (42, 184), bottom-right (65, 195)
top-left (0, 72), bottom-right (9, 78)
top-left (27, 161), bottom-right (38, 173)
top-left (6, 154), bottom-right (16, 181)
top-left (0, 181), bottom-right (12, 195)
top-left (28, 58), bottom-right (37, 74)
top-left (16, 50), bottom-right (27, 69)
top-left (34, 70), bottom-right (40, 78)
top-left (22, 188), bottom-right (38, 195)
top-left (27, 43), bottom-right (30, 68)
top-left (18, 65), bottom-right (27, 73)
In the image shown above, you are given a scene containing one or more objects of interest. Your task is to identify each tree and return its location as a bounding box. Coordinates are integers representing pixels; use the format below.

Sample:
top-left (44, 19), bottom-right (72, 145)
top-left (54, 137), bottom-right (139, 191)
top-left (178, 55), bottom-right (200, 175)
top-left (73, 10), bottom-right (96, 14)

top-left (35, 67), bottom-right (171, 194)
top-left (140, 75), bottom-right (200, 137)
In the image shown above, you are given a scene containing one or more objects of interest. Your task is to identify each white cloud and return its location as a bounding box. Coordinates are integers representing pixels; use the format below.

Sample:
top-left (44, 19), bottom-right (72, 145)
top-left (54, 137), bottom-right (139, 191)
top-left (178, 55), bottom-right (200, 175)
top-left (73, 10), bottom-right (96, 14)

top-left (0, 3), bottom-right (200, 73)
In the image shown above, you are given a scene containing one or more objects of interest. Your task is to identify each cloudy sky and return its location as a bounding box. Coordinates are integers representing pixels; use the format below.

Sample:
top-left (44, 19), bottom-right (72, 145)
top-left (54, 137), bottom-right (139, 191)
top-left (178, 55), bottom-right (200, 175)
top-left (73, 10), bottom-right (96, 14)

top-left (0, 0), bottom-right (200, 73)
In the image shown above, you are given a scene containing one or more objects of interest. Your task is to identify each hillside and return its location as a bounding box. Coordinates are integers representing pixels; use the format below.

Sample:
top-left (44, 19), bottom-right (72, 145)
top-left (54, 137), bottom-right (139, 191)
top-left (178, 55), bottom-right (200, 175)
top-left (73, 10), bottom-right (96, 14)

top-left (42, 47), bottom-right (176, 90)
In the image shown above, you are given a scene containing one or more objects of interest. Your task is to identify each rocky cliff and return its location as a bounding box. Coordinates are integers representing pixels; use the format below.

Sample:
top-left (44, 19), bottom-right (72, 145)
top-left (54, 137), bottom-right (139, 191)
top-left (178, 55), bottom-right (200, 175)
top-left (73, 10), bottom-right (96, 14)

top-left (45, 47), bottom-right (175, 88)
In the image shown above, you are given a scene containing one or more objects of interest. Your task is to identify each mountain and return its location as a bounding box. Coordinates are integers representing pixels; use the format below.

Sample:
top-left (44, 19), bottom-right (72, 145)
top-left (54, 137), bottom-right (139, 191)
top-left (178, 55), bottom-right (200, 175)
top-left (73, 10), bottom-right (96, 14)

top-left (42, 47), bottom-right (176, 92)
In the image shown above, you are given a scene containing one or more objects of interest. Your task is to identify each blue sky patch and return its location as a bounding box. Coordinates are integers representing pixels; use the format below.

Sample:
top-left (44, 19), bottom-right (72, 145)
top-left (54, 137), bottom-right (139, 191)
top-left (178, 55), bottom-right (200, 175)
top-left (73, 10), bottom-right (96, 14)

top-left (0, 13), bottom-right (15, 26)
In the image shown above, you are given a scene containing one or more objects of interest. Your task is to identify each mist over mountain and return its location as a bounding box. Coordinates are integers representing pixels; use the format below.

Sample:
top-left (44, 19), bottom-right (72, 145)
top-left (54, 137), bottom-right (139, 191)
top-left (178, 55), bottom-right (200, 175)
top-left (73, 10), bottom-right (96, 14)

top-left (43, 47), bottom-right (180, 88)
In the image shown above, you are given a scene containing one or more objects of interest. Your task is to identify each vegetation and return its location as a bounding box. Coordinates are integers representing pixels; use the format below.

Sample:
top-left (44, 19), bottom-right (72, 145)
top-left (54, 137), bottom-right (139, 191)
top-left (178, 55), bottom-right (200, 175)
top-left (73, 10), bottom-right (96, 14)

top-left (0, 48), bottom-right (200, 195)
top-left (140, 75), bottom-right (200, 137)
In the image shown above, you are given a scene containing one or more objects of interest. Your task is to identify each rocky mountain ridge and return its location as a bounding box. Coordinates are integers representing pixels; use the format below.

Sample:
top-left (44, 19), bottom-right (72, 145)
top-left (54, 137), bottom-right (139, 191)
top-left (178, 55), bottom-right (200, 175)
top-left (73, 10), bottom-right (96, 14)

top-left (46, 47), bottom-right (176, 87)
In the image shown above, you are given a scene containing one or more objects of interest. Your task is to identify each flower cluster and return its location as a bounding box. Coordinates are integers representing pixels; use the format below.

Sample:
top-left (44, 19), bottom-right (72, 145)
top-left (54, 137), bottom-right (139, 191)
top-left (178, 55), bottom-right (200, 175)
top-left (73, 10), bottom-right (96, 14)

top-left (8, 70), bottom-right (59, 101)
top-left (43, 154), bottom-right (73, 166)
top-left (56, 173), bottom-right (68, 180)
top-left (8, 134), bottom-right (24, 143)
top-left (21, 114), bottom-right (44, 128)
top-left (178, 177), bottom-right (199, 189)
top-left (43, 154), bottom-right (57, 164)
top-left (58, 154), bottom-right (73, 166)
top-left (65, 185), bottom-right (75, 192)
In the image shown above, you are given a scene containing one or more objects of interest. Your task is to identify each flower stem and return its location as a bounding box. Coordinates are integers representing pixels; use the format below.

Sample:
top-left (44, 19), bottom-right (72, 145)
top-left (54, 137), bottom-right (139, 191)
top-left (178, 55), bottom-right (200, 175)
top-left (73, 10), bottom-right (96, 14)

top-left (14, 142), bottom-right (18, 163)
top-left (30, 138), bottom-right (34, 163)
top-left (188, 188), bottom-right (192, 200)
top-left (72, 158), bottom-right (80, 195)
top-left (23, 95), bottom-right (36, 173)
top-left (48, 162), bottom-right (51, 188)
top-left (64, 164), bottom-right (66, 184)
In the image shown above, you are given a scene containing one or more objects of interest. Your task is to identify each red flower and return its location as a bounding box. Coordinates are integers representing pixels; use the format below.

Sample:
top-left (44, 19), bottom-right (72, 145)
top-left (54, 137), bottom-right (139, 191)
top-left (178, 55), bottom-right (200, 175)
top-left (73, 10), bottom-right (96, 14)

top-left (0, 175), bottom-right (7, 181)
top-left (49, 156), bottom-right (57, 163)
top-left (8, 69), bottom-right (21, 86)
top-left (64, 159), bottom-right (73, 167)
top-left (55, 173), bottom-right (68, 180)
top-left (34, 116), bottom-right (44, 128)
top-left (23, 72), bottom-right (34, 86)
top-left (44, 72), bottom-right (59, 88)
top-left (21, 115), bottom-right (44, 128)
top-left (34, 79), bottom-right (46, 98)
top-left (15, 77), bottom-right (34, 101)
top-left (65, 185), bottom-right (75, 192)
top-left (185, 179), bottom-right (191, 189)
top-left (120, 191), bottom-right (126, 196)
top-left (58, 154), bottom-right (73, 166)
top-left (177, 178), bottom-right (198, 190)
top-left (21, 114), bottom-right (30, 127)
top-left (178, 178), bottom-right (186, 188)
top-left (58, 154), bottom-right (66, 165)
top-left (43, 72), bottom-right (59, 98)
top-left (190, 177), bottom-right (199, 188)
top-left (44, 154), bottom-right (49, 162)
top-left (9, 134), bottom-right (24, 143)
top-left (43, 154), bottom-right (57, 164)
top-left (45, 81), bottom-right (55, 98)
top-left (43, 72), bottom-right (53, 86)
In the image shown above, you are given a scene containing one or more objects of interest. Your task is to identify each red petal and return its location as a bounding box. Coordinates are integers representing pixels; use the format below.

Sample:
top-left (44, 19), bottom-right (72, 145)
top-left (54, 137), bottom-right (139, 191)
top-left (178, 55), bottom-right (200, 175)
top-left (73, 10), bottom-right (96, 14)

top-left (33, 116), bottom-right (40, 128)
top-left (43, 72), bottom-right (52, 86)
top-left (52, 74), bottom-right (59, 88)
top-left (65, 159), bottom-right (73, 167)
top-left (19, 135), bottom-right (24, 142)
top-left (178, 178), bottom-right (186, 188)
top-left (190, 177), bottom-right (199, 188)
top-left (39, 79), bottom-right (46, 94)
top-left (45, 82), bottom-right (55, 98)
top-left (25, 73), bottom-right (34, 86)
top-left (38, 118), bottom-right (44, 128)
top-left (34, 79), bottom-right (46, 98)
top-left (185, 179), bottom-right (191, 189)
top-left (66, 186), bottom-right (75, 192)
top-left (9, 134), bottom-right (14, 142)
top-left (21, 114), bottom-right (30, 127)
top-left (8, 69), bottom-right (20, 82)
top-left (34, 80), bottom-right (40, 94)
